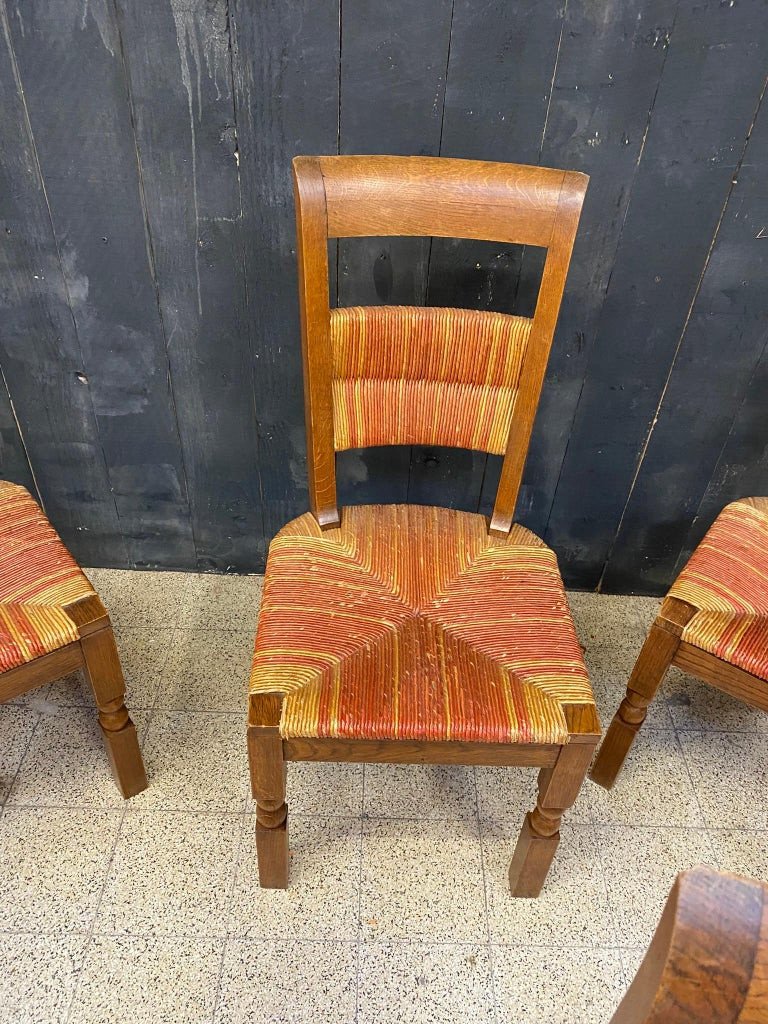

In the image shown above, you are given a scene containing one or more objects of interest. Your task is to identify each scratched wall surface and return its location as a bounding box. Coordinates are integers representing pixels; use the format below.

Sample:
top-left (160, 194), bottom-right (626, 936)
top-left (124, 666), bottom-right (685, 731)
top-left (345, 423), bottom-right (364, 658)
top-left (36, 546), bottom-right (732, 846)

top-left (0, 0), bottom-right (766, 593)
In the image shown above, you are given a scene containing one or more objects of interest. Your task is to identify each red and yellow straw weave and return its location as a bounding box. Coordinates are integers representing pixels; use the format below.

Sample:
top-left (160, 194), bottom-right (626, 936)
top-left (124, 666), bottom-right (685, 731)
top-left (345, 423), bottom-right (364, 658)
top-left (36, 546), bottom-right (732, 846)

top-left (250, 505), bottom-right (594, 744)
top-left (670, 498), bottom-right (768, 681)
top-left (331, 306), bottom-right (531, 453)
top-left (0, 481), bottom-right (95, 672)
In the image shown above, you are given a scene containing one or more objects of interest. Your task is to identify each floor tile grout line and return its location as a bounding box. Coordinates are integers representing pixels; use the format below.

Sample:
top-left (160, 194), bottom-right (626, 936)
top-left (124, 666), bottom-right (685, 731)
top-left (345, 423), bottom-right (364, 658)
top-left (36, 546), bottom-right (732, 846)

top-left (0, 925), bottom-right (657, 951)
top-left (672, 722), bottom-right (724, 865)
top-left (355, 766), bottom-right (366, 1023)
top-left (1, 701), bottom-right (45, 810)
top-left (62, 799), bottom-right (129, 1024)
top-left (669, 720), bottom-right (710, 831)
top-left (209, 809), bottom-right (249, 1024)
top-left (4, 799), bottom-right (760, 831)
top-left (111, 623), bottom-right (259, 634)
top-left (590, 819), bottom-right (625, 952)
top-left (141, 618), bottom-right (182, 727)
top-left (1, 802), bottom-right (252, 814)
top-left (474, 769), bottom-right (502, 1024)
top-left (4, 582), bottom-right (764, 1017)
top-left (134, 616), bottom-right (180, 768)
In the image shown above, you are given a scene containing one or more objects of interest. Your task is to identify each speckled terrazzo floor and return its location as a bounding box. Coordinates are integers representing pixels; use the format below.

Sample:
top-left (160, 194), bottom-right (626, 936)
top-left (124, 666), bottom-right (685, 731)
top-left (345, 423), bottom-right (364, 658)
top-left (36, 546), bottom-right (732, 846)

top-left (1, 569), bottom-right (766, 1023)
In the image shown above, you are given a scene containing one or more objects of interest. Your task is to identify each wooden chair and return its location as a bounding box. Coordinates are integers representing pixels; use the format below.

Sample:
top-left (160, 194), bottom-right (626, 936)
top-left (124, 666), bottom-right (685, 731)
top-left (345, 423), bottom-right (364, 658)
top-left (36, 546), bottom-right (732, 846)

top-left (591, 497), bottom-right (768, 789)
top-left (0, 481), bottom-right (147, 798)
top-left (610, 865), bottom-right (768, 1022)
top-left (248, 155), bottom-right (599, 896)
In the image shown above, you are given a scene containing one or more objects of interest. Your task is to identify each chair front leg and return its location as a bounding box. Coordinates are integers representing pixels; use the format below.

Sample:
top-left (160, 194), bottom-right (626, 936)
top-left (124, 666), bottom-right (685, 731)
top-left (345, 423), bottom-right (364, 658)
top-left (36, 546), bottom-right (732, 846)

top-left (248, 693), bottom-right (289, 888)
top-left (508, 740), bottom-right (595, 897)
top-left (590, 614), bottom-right (685, 790)
top-left (80, 626), bottom-right (148, 798)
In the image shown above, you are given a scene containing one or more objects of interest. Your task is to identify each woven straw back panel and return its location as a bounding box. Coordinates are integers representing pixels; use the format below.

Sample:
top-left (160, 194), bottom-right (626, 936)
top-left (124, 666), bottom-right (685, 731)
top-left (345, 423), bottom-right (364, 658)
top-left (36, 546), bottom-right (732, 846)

top-left (330, 305), bottom-right (531, 453)
top-left (669, 499), bottom-right (768, 681)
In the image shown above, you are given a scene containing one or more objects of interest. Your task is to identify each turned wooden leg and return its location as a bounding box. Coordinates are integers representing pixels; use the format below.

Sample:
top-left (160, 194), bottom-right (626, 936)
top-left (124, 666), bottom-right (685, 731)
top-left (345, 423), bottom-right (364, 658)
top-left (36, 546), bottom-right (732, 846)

top-left (80, 626), bottom-right (148, 798)
top-left (508, 741), bottom-right (595, 897)
top-left (590, 616), bottom-right (682, 790)
top-left (248, 694), bottom-right (289, 888)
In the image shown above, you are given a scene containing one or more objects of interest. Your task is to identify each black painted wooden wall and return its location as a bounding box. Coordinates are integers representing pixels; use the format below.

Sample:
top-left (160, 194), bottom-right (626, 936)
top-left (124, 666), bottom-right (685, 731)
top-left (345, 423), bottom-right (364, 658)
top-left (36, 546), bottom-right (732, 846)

top-left (0, 0), bottom-right (766, 593)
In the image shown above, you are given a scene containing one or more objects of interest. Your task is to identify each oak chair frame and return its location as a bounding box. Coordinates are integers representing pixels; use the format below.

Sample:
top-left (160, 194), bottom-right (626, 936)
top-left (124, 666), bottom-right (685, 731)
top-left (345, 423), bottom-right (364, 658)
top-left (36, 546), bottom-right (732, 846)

top-left (249, 155), bottom-right (598, 896)
top-left (591, 499), bottom-right (768, 789)
top-left (610, 866), bottom-right (768, 1022)
top-left (0, 592), bottom-right (147, 798)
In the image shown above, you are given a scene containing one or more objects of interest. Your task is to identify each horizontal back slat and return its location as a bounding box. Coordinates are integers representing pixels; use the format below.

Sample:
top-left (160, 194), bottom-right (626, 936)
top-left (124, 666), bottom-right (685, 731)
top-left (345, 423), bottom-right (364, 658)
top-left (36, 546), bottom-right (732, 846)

top-left (316, 155), bottom-right (574, 246)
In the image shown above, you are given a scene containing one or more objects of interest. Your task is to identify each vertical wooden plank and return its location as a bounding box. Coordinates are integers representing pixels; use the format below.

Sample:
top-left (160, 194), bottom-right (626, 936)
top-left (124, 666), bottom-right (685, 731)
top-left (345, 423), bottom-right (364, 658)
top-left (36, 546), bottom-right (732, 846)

top-left (229, 0), bottom-right (340, 541)
top-left (544, 0), bottom-right (767, 589)
top-left (675, 332), bottom-right (768, 578)
top-left (411, 0), bottom-right (565, 511)
top-left (0, 370), bottom-right (37, 497)
top-left (7, 0), bottom-right (195, 567)
top-left (115, 0), bottom-right (266, 572)
top-left (602, 83), bottom-right (768, 594)
top-left (493, 0), bottom-right (679, 535)
top-left (0, 1), bottom-right (124, 565)
top-left (335, 0), bottom-right (454, 507)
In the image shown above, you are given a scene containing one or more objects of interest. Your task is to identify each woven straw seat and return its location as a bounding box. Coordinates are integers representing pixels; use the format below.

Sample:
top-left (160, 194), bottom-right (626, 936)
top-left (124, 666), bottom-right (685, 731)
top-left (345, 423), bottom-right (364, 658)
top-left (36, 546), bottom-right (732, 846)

top-left (0, 481), bottom-right (147, 798)
top-left (248, 155), bottom-right (595, 895)
top-left (592, 495), bottom-right (768, 790)
top-left (669, 498), bottom-right (768, 681)
top-left (0, 481), bottom-right (95, 672)
top-left (251, 505), bottom-right (592, 745)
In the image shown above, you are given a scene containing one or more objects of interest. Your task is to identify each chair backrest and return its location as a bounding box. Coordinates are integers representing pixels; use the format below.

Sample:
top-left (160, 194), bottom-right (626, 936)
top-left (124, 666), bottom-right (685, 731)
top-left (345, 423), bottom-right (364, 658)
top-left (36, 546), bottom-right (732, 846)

top-left (292, 155), bottom-right (588, 534)
top-left (610, 866), bottom-right (768, 1023)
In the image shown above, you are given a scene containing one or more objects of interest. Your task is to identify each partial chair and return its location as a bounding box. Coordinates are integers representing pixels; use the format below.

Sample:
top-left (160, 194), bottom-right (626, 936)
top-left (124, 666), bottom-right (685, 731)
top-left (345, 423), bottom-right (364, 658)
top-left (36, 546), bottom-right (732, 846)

top-left (248, 155), bottom-right (598, 896)
top-left (0, 481), bottom-right (147, 798)
top-left (592, 497), bottom-right (768, 789)
top-left (610, 865), bottom-right (768, 1022)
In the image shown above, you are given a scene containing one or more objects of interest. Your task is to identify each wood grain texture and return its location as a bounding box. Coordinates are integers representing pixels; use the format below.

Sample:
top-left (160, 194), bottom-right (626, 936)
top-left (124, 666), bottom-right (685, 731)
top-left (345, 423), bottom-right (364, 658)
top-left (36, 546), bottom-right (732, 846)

top-left (321, 156), bottom-right (569, 245)
top-left (0, 2), bottom-right (766, 586)
top-left (513, 0), bottom-right (680, 539)
top-left (282, 737), bottom-right (559, 766)
top-left (416, 0), bottom-right (566, 513)
top-left (249, 158), bottom-right (595, 893)
top-left (0, 1), bottom-right (123, 565)
top-left (293, 159), bottom-right (338, 526)
top-left (293, 155), bottom-right (587, 530)
top-left (81, 624), bottom-right (148, 798)
top-left (228, 0), bottom-right (340, 544)
top-left (0, 643), bottom-right (83, 703)
top-left (0, 374), bottom-right (35, 497)
top-left (490, 172), bottom-right (588, 534)
top-left (0, 489), bottom-right (147, 796)
top-left (545, 0), bottom-right (768, 588)
top-left (673, 643), bottom-right (768, 712)
top-left (7, 0), bottom-right (195, 568)
top-left (611, 866), bottom-right (768, 1023)
top-left (508, 740), bottom-right (596, 897)
top-left (335, 0), bottom-right (453, 508)
top-left (115, 0), bottom-right (265, 572)
top-left (590, 602), bottom-right (692, 790)
top-left (247, 693), bottom-right (288, 887)
top-left (602, 69), bottom-right (768, 594)
top-left (594, 495), bottom-right (768, 790)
